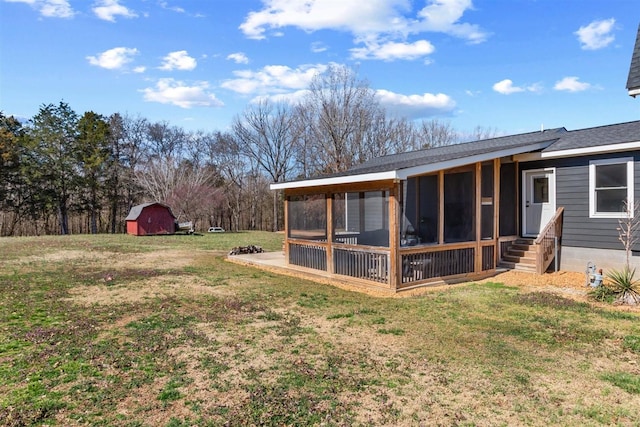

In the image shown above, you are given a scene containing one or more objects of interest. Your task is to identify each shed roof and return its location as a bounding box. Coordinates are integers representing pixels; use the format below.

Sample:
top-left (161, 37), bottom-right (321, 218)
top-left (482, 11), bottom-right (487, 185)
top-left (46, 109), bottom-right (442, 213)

top-left (627, 24), bottom-right (640, 97)
top-left (125, 202), bottom-right (176, 221)
top-left (271, 120), bottom-right (640, 190)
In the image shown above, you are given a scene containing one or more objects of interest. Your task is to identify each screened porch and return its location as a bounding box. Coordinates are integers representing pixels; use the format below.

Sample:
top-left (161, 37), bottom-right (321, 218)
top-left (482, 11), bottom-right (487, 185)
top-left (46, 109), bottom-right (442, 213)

top-left (282, 158), bottom-right (523, 291)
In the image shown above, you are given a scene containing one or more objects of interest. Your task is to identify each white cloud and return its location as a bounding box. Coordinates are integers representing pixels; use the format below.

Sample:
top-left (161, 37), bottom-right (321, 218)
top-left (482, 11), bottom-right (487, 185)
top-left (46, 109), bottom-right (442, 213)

top-left (133, 66), bottom-right (146, 73)
top-left (413, 0), bottom-right (487, 44)
top-left (375, 89), bottom-right (455, 118)
top-left (250, 90), bottom-right (311, 105)
top-left (554, 76), bottom-right (591, 92)
top-left (159, 1), bottom-right (184, 13)
top-left (41, 0), bottom-right (73, 17)
top-left (93, 0), bottom-right (137, 22)
top-left (221, 64), bottom-right (328, 94)
top-left (140, 78), bottom-right (224, 108)
top-left (6, 0), bottom-right (74, 18)
top-left (240, 0), bottom-right (403, 40)
top-left (86, 47), bottom-right (139, 70)
top-left (227, 52), bottom-right (249, 64)
top-left (159, 51), bottom-right (197, 71)
top-left (240, 0), bottom-right (487, 49)
top-left (575, 18), bottom-right (615, 50)
top-left (492, 79), bottom-right (540, 95)
top-left (492, 79), bottom-right (523, 95)
top-left (311, 42), bottom-right (328, 53)
top-left (351, 39), bottom-right (435, 61)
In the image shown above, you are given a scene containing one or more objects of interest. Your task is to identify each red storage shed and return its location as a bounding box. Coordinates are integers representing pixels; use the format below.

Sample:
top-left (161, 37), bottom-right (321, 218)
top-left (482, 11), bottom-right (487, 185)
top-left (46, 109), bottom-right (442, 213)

top-left (125, 202), bottom-right (176, 236)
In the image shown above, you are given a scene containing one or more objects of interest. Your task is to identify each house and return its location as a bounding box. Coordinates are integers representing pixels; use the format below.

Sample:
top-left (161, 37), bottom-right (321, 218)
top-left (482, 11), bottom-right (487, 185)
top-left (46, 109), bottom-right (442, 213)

top-left (271, 120), bottom-right (640, 292)
top-left (627, 24), bottom-right (640, 97)
top-left (125, 202), bottom-right (177, 236)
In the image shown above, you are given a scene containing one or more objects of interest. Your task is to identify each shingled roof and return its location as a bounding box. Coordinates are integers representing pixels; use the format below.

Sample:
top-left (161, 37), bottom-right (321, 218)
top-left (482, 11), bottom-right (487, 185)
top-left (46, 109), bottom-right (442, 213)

top-left (125, 202), bottom-right (176, 221)
top-left (347, 127), bottom-right (565, 176)
top-left (542, 120), bottom-right (640, 154)
top-left (627, 23), bottom-right (640, 97)
top-left (271, 120), bottom-right (640, 191)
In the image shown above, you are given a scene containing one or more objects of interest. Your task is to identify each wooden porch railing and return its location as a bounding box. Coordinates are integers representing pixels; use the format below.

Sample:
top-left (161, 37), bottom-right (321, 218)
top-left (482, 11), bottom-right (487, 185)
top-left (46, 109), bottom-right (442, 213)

top-left (533, 207), bottom-right (564, 274)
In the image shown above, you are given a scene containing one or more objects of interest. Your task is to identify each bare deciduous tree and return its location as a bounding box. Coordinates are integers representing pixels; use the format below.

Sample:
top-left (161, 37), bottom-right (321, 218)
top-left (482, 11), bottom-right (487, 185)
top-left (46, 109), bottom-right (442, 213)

top-left (145, 121), bottom-right (185, 161)
top-left (299, 64), bottom-right (382, 174)
top-left (209, 132), bottom-right (249, 232)
top-left (416, 119), bottom-right (458, 149)
top-left (232, 100), bottom-right (299, 231)
top-left (135, 156), bottom-right (218, 229)
top-left (462, 125), bottom-right (501, 142)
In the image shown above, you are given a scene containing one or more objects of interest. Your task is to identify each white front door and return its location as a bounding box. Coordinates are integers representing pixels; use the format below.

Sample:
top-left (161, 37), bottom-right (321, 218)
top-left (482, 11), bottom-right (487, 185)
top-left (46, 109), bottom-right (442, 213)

top-left (522, 169), bottom-right (556, 237)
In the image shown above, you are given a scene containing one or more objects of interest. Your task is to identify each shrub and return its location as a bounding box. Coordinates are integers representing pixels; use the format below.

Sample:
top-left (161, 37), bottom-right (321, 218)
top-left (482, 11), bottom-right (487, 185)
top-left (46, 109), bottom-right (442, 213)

top-left (605, 267), bottom-right (640, 305)
top-left (588, 283), bottom-right (616, 303)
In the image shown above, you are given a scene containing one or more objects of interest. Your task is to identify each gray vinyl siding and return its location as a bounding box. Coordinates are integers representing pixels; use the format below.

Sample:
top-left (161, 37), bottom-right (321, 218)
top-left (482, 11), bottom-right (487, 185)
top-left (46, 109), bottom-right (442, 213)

top-left (520, 152), bottom-right (640, 251)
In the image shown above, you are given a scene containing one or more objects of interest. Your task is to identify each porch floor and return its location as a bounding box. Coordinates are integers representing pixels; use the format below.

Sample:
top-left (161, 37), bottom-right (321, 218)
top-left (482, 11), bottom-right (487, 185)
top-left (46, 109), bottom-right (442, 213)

top-left (226, 251), bottom-right (398, 295)
top-left (226, 251), bottom-right (515, 295)
top-left (227, 250), bottom-right (335, 284)
top-left (228, 251), bottom-right (289, 269)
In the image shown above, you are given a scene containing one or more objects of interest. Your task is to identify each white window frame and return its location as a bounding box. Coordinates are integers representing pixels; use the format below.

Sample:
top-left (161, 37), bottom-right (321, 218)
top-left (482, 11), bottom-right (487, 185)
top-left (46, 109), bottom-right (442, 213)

top-left (589, 157), bottom-right (634, 219)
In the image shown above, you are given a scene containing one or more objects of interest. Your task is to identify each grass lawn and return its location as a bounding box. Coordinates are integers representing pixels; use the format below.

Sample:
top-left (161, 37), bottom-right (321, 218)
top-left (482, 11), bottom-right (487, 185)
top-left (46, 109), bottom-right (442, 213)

top-left (1, 232), bottom-right (640, 426)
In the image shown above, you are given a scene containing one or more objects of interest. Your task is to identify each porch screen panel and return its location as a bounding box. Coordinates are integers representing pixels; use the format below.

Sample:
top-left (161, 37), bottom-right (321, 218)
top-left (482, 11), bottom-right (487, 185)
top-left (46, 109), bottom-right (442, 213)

top-left (499, 163), bottom-right (517, 236)
top-left (403, 178), bottom-right (418, 237)
top-left (419, 175), bottom-right (438, 244)
top-left (481, 163), bottom-right (494, 240)
top-left (333, 193), bottom-right (357, 244)
top-left (338, 191), bottom-right (389, 247)
top-left (364, 191), bottom-right (389, 231)
top-left (444, 171), bottom-right (475, 243)
top-left (288, 194), bottom-right (327, 241)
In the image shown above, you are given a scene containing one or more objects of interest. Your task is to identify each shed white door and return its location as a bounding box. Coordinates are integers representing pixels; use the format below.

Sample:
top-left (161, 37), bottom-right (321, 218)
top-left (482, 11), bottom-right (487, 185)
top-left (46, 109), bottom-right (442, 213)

top-left (523, 169), bottom-right (556, 237)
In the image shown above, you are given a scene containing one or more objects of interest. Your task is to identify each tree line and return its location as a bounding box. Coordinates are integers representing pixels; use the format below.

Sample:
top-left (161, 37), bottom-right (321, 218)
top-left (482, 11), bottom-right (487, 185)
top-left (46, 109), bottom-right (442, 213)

top-left (0, 65), bottom-right (496, 236)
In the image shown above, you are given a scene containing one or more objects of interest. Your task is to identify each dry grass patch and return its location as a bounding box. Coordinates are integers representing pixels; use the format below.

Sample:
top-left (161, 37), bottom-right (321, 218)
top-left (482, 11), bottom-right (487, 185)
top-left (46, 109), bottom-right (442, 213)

top-left (3, 234), bottom-right (640, 426)
top-left (66, 275), bottom-right (230, 306)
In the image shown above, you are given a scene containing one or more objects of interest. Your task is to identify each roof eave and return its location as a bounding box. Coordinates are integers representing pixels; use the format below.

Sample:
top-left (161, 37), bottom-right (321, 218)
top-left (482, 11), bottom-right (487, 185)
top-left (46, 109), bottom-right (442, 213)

top-left (540, 140), bottom-right (640, 159)
top-left (270, 139), bottom-right (556, 190)
top-left (270, 170), bottom-right (399, 190)
top-left (629, 87), bottom-right (640, 97)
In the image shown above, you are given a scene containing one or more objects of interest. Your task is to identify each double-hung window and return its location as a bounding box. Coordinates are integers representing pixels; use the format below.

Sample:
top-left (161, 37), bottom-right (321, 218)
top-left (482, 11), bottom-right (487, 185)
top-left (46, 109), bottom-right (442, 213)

top-left (589, 157), bottom-right (634, 218)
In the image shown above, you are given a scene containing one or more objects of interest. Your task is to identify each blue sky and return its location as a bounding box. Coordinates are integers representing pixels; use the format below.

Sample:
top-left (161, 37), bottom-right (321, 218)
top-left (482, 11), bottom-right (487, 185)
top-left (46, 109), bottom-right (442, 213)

top-left (1, 0), bottom-right (639, 136)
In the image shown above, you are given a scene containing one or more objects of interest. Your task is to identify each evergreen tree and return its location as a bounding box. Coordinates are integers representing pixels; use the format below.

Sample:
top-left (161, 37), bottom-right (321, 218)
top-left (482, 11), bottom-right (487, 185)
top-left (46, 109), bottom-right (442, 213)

top-left (77, 111), bottom-right (111, 234)
top-left (26, 102), bottom-right (79, 235)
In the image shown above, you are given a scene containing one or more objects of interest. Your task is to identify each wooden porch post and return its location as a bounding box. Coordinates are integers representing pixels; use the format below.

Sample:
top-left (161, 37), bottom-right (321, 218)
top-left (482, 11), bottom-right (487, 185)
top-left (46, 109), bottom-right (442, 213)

top-left (493, 158), bottom-right (501, 266)
top-left (326, 192), bottom-right (334, 274)
top-left (515, 160), bottom-right (520, 235)
top-left (475, 162), bottom-right (482, 273)
top-left (283, 193), bottom-right (289, 263)
top-left (438, 170), bottom-right (445, 244)
top-left (389, 181), bottom-right (401, 291)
